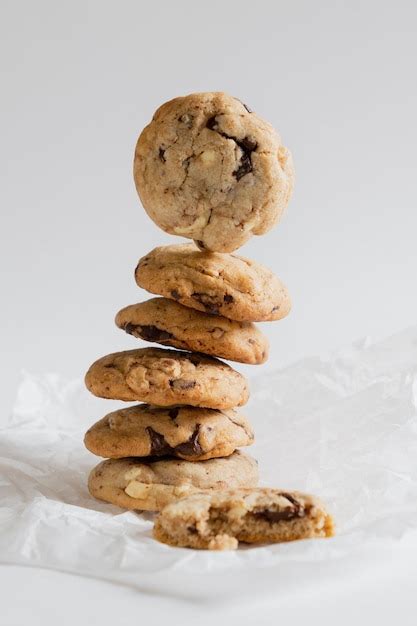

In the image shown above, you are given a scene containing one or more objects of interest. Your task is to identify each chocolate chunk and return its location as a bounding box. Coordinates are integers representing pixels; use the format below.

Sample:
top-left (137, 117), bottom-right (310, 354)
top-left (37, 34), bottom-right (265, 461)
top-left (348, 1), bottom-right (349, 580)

top-left (147, 425), bottom-right (203, 458)
top-left (171, 290), bottom-right (181, 300)
top-left (188, 353), bottom-right (202, 366)
top-left (146, 427), bottom-right (171, 456)
top-left (206, 116), bottom-right (218, 130)
top-left (206, 116), bottom-right (257, 181)
top-left (169, 379), bottom-right (196, 390)
top-left (168, 408), bottom-right (179, 420)
top-left (130, 324), bottom-right (174, 343)
top-left (253, 494), bottom-right (304, 523)
top-left (233, 137), bottom-right (258, 181)
top-left (254, 508), bottom-right (301, 522)
top-left (175, 425), bottom-right (203, 456)
top-left (192, 292), bottom-right (220, 315)
top-left (158, 147), bottom-right (166, 162)
top-left (223, 294), bottom-right (234, 303)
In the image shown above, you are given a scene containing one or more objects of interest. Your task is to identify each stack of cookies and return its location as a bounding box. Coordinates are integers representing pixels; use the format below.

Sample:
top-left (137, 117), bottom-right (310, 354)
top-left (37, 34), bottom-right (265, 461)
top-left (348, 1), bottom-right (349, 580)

top-left (84, 92), bottom-right (334, 549)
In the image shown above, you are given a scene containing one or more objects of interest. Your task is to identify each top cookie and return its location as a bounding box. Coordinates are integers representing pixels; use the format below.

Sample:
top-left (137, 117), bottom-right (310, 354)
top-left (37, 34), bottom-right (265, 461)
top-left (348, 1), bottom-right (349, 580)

top-left (134, 92), bottom-right (294, 252)
top-left (135, 243), bottom-right (291, 322)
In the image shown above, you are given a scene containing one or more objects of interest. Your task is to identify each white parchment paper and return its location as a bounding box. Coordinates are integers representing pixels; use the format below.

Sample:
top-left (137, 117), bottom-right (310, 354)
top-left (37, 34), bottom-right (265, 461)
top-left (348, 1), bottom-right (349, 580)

top-left (1, 327), bottom-right (417, 601)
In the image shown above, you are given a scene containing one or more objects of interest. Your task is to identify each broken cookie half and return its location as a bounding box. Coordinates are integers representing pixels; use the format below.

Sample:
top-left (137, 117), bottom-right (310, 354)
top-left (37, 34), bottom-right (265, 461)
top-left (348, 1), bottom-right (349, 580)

top-left (153, 488), bottom-right (334, 550)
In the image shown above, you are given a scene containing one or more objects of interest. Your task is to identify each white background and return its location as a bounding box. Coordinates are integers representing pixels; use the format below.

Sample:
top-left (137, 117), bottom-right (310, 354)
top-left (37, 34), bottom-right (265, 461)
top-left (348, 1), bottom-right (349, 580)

top-left (1, 1), bottom-right (417, 624)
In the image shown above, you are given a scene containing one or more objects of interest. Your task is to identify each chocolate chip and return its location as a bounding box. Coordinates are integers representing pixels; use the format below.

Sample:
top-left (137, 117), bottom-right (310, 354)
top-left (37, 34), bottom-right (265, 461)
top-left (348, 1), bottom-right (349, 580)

top-left (175, 425), bottom-right (203, 456)
top-left (168, 408), bottom-right (179, 420)
top-left (188, 353), bottom-right (202, 366)
top-left (223, 294), bottom-right (234, 303)
top-left (125, 324), bottom-right (174, 343)
top-left (253, 494), bottom-right (304, 523)
top-left (195, 240), bottom-right (206, 250)
top-left (192, 292), bottom-right (220, 315)
top-left (158, 147), bottom-right (166, 162)
top-left (103, 364), bottom-right (116, 369)
top-left (243, 103), bottom-right (253, 113)
top-left (254, 508), bottom-right (301, 522)
top-left (206, 116), bottom-right (218, 130)
top-left (169, 379), bottom-right (196, 390)
top-left (146, 427), bottom-right (171, 456)
top-left (171, 290), bottom-right (181, 300)
top-left (206, 116), bottom-right (257, 181)
top-left (147, 425), bottom-right (203, 458)
top-left (271, 305), bottom-right (280, 312)
top-left (233, 137), bottom-right (258, 181)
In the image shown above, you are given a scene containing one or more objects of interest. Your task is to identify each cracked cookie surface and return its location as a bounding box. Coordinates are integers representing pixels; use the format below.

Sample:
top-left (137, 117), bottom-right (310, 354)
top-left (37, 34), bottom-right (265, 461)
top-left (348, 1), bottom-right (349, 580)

top-left (134, 92), bottom-right (294, 252)
top-left (84, 404), bottom-right (254, 461)
top-left (154, 488), bottom-right (334, 550)
top-left (84, 347), bottom-right (249, 409)
top-left (135, 243), bottom-right (291, 322)
top-left (88, 451), bottom-right (259, 512)
top-left (115, 297), bottom-right (269, 364)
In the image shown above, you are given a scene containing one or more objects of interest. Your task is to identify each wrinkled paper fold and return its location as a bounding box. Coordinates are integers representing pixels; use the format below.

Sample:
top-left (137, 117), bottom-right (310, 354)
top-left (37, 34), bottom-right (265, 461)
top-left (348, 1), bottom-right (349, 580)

top-left (1, 327), bottom-right (417, 600)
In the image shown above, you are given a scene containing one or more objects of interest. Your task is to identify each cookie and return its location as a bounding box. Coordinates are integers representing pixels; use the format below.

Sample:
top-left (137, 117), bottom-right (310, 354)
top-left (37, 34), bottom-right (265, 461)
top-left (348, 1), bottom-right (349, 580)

top-left (154, 488), bottom-right (334, 550)
top-left (88, 451), bottom-right (259, 512)
top-left (133, 92), bottom-right (294, 252)
top-left (84, 404), bottom-right (254, 461)
top-left (135, 244), bottom-right (291, 322)
top-left (84, 347), bottom-right (249, 409)
top-left (115, 297), bottom-right (269, 364)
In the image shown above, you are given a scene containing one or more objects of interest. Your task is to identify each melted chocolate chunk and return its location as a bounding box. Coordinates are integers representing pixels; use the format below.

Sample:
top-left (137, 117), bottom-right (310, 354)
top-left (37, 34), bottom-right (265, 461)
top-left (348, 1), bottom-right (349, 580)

top-left (169, 379), bottom-right (197, 390)
top-left (146, 425), bottom-right (203, 457)
top-left (146, 427), bottom-right (171, 456)
top-left (253, 494), bottom-right (303, 523)
top-left (223, 294), bottom-right (234, 303)
top-left (125, 324), bottom-right (174, 343)
top-left (175, 425), bottom-right (202, 456)
top-left (192, 292), bottom-right (220, 315)
top-left (171, 290), bottom-right (181, 300)
top-left (158, 147), bottom-right (166, 162)
top-left (206, 116), bottom-right (257, 181)
top-left (254, 508), bottom-right (301, 522)
top-left (206, 116), bottom-right (218, 130)
top-left (168, 408), bottom-right (179, 420)
top-left (188, 353), bottom-right (203, 366)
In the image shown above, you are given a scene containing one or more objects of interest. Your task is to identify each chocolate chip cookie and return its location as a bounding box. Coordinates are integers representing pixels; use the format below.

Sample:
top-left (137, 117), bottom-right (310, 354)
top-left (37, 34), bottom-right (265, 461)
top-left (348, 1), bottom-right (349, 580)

top-left (84, 404), bottom-right (254, 461)
top-left (115, 297), bottom-right (269, 364)
top-left (88, 451), bottom-right (259, 512)
top-left (84, 347), bottom-right (249, 409)
top-left (133, 92), bottom-right (294, 252)
top-left (135, 244), bottom-right (291, 322)
top-left (154, 488), bottom-right (334, 550)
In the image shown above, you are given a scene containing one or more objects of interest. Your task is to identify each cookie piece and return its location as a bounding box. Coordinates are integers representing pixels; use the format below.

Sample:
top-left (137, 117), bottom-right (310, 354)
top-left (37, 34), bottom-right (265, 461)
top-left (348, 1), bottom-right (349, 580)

top-left (88, 451), bottom-right (259, 512)
top-left (84, 404), bottom-right (254, 461)
top-left (115, 298), bottom-right (269, 364)
top-left (135, 244), bottom-right (291, 322)
top-left (133, 92), bottom-right (294, 252)
top-left (84, 347), bottom-right (249, 409)
top-left (154, 488), bottom-right (334, 550)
